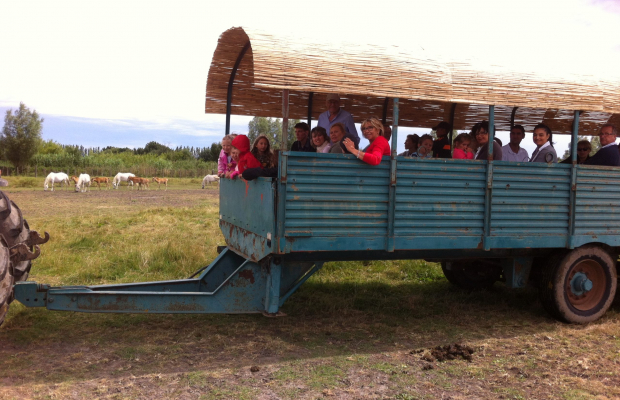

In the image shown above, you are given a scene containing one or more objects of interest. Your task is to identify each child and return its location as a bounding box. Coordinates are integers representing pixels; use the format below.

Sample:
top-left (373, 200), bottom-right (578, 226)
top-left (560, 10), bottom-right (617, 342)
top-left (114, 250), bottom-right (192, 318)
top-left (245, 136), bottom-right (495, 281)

top-left (452, 133), bottom-right (474, 159)
top-left (217, 135), bottom-right (236, 177)
top-left (413, 134), bottom-right (434, 158)
top-left (228, 135), bottom-right (262, 179)
top-left (251, 135), bottom-right (274, 168)
top-left (225, 148), bottom-right (241, 179)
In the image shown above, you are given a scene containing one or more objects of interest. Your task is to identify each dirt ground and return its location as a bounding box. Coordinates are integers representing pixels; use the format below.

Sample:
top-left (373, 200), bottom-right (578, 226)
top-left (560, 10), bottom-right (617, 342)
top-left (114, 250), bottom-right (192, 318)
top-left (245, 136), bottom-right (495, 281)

top-left (1, 188), bottom-right (620, 400)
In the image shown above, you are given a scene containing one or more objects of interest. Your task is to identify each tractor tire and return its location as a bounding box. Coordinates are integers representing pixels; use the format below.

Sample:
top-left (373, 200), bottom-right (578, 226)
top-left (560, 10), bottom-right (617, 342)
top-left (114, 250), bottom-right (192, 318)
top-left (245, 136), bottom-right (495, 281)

top-left (441, 260), bottom-right (501, 290)
top-left (0, 237), bottom-right (12, 325)
top-left (0, 190), bottom-right (49, 326)
top-left (0, 192), bottom-right (33, 281)
top-left (539, 245), bottom-right (617, 324)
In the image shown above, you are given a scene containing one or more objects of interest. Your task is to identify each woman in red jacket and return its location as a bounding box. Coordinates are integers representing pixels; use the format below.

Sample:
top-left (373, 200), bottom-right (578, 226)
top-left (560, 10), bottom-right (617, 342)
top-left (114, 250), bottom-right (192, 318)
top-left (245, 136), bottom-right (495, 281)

top-left (343, 117), bottom-right (390, 165)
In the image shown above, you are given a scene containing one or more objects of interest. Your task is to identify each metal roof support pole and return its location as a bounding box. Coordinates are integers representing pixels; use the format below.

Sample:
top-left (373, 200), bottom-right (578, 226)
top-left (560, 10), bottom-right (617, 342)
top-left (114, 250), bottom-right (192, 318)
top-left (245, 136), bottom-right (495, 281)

top-left (281, 89), bottom-right (290, 150)
top-left (510, 107), bottom-right (518, 130)
top-left (307, 92), bottom-right (314, 127)
top-left (382, 97), bottom-right (390, 124)
top-left (568, 110), bottom-right (581, 249)
top-left (483, 105), bottom-right (495, 251)
top-left (449, 103), bottom-right (457, 148)
top-left (225, 41), bottom-right (251, 136)
top-left (387, 98), bottom-right (399, 252)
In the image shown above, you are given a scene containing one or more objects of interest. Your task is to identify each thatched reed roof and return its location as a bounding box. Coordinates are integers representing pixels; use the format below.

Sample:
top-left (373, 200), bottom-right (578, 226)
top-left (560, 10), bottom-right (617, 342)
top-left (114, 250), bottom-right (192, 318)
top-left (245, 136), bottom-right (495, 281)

top-left (205, 27), bottom-right (620, 135)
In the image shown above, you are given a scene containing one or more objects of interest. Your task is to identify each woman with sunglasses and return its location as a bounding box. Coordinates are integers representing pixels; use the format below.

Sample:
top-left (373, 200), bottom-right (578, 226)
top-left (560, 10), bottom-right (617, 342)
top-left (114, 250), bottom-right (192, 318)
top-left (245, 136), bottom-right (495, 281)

top-left (473, 121), bottom-right (503, 160)
top-left (561, 140), bottom-right (591, 164)
top-left (343, 117), bottom-right (390, 165)
top-left (530, 123), bottom-right (557, 163)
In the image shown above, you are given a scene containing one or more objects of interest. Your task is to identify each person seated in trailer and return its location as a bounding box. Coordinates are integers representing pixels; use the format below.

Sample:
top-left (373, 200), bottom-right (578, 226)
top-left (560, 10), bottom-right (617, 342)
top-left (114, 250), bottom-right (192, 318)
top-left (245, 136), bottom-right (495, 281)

top-left (584, 124), bottom-right (620, 166)
top-left (529, 123), bottom-right (557, 163)
top-left (251, 135), bottom-right (275, 168)
top-left (431, 121), bottom-right (452, 159)
top-left (311, 126), bottom-right (330, 153)
top-left (227, 135), bottom-right (262, 179)
top-left (217, 134), bottom-right (236, 177)
top-left (383, 124), bottom-right (392, 142)
top-left (560, 140), bottom-right (591, 164)
top-left (502, 125), bottom-right (529, 162)
top-left (452, 133), bottom-right (474, 159)
top-left (290, 122), bottom-right (315, 152)
top-left (317, 94), bottom-right (360, 146)
top-left (343, 117), bottom-right (390, 165)
top-left (474, 121), bottom-right (503, 160)
top-left (398, 134), bottom-right (419, 157)
top-left (413, 134), bottom-right (434, 158)
top-left (328, 123), bottom-right (358, 154)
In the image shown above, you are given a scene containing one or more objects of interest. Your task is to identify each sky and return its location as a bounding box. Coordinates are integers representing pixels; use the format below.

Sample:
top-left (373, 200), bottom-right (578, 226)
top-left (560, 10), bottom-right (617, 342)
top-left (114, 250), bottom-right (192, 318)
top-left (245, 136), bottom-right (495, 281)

top-left (1, 0), bottom-right (619, 155)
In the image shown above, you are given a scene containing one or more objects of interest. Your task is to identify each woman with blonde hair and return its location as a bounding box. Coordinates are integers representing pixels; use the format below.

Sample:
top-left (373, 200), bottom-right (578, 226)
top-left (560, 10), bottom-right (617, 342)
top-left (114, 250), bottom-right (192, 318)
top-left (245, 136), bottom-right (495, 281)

top-left (343, 117), bottom-right (390, 165)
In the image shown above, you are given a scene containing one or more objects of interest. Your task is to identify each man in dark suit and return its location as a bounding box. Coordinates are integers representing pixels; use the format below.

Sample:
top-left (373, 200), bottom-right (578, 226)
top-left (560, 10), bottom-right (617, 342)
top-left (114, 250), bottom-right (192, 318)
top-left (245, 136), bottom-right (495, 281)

top-left (585, 124), bottom-right (619, 166)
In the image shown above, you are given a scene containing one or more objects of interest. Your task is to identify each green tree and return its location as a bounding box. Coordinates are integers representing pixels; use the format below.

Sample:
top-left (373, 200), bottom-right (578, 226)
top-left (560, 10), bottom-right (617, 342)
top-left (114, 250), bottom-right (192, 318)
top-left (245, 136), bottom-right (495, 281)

top-left (38, 139), bottom-right (64, 155)
top-left (0, 103), bottom-right (43, 168)
top-left (247, 117), bottom-right (297, 150)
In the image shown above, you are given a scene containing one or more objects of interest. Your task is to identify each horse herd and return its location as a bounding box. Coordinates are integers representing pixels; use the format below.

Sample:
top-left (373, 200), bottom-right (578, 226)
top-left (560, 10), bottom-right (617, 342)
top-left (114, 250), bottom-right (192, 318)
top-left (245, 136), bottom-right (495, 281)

top-left (43, 172), bottom-right (221, 192)
top-left (43, 172), bottom-right (169, 192)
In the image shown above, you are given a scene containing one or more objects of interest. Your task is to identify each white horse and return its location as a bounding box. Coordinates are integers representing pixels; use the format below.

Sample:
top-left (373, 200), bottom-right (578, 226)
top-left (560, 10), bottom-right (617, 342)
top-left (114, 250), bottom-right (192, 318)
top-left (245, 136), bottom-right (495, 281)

top-left (202, 174), bottom-right (220, 189)
top-left (74, 174), bottom-right (91, 193)
top-left (44, 172), bottom-right (69, 191)
top-left (112, 172), bottom-right (135, 189)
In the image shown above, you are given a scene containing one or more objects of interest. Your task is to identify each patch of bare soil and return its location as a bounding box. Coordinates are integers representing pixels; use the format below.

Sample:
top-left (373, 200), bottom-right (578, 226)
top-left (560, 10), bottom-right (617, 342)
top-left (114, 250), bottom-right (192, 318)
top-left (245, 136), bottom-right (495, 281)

top-left (1, 309), bottom-right (620, 399)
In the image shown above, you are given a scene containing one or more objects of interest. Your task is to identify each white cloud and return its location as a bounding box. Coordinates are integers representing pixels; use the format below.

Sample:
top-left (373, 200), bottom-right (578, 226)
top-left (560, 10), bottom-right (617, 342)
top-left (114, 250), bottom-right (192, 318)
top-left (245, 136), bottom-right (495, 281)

top-left (1, 0), bottom-right (618, 127)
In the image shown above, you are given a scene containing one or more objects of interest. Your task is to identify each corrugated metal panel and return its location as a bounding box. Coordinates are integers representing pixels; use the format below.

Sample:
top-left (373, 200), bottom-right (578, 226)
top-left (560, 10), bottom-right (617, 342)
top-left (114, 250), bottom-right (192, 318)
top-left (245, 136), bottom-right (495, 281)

top-left (395, 158), bottom-right (486, 236)
top-left (491, 162), bottom-right (570, 235)
top-left (284, 153), bottom-right (390, 238)
top-left (575, 166), bottom-right (620, 235)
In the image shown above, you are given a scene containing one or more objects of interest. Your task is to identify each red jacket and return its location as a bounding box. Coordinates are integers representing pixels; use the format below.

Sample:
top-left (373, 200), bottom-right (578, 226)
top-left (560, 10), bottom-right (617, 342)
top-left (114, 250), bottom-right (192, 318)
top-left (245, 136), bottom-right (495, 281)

top-left (232, 135), bottom-right (262, 173)
top-left (363, 135), bottom-right (391, 165)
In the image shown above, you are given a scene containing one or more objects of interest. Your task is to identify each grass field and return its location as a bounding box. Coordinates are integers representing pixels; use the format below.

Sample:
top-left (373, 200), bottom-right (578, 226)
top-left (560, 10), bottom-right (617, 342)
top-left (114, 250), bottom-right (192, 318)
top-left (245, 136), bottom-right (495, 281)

top-left (1, 183), bottom-right (620, 399)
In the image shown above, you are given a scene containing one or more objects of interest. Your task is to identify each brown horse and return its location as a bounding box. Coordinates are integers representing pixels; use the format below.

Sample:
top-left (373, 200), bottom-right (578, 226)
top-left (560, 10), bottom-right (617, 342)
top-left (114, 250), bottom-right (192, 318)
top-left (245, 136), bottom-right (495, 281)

top-left (152, 177), bottom-right (168, 190)
top-left (90, 177), bottom-right (110, 190)
top-left (128, 176), bottom-right (149, 190)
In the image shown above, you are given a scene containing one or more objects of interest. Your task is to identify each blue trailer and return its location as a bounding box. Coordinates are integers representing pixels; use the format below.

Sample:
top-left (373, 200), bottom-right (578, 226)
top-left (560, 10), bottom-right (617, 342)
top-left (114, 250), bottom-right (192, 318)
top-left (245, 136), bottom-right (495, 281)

top-left (2, 27), bottom-right (620, 325)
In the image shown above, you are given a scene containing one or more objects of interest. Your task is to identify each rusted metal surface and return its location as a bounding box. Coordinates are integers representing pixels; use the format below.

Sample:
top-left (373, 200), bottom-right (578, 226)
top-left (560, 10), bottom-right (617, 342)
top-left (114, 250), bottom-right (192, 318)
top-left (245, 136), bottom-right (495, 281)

top-left (220, 177), bottom-right (275, 260)
top-left (9, 243), bottom-right (40, 262)
top-left (26, 230), bottom-right (50, 247)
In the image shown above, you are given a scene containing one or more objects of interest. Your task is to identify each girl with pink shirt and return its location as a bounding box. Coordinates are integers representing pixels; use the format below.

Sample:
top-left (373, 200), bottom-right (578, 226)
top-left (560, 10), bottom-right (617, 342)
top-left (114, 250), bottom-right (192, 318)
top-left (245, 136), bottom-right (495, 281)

top-left (217, 134), bottom-right (237, 177)
top-left (452, 133), bottom-right (474, 160)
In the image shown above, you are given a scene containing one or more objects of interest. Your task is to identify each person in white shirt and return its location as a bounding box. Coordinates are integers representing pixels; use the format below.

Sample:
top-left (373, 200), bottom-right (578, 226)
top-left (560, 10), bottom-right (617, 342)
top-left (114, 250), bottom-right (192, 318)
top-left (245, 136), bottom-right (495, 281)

top-left (502, 125), bottom-right (529, 162)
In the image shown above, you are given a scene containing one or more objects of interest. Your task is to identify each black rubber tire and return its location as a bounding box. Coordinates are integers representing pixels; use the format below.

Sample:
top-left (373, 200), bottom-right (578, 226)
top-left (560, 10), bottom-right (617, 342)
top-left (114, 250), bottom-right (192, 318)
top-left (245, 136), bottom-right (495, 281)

top-left (0, 231), bottom-right (13, 326)
top-left (441, 260), bottom-right (500, 290)
top-left (0, 190), bottom-right (37, 326)
top-left (0, 193), bottom-right (32, 281)
top-left (539, 245), bottom-right (617, 324)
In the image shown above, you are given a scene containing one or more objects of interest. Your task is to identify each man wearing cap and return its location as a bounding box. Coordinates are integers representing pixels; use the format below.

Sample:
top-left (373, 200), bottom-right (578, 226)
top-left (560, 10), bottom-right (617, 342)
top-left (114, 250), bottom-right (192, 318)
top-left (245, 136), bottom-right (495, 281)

top-left (584, 124), bottom-right (620, 166)
top-left (317, 94), bottom-right (360, 147)
top-left (431, 121), bottom-right (452, 158)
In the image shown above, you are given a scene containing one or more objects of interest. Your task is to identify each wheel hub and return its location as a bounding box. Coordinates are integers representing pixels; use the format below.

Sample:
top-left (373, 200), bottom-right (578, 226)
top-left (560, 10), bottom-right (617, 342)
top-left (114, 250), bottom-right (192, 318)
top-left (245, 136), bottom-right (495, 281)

top-left (565, 259), bottom-right (606, 311)
top-left (570, 272), bottom-right (593, 296)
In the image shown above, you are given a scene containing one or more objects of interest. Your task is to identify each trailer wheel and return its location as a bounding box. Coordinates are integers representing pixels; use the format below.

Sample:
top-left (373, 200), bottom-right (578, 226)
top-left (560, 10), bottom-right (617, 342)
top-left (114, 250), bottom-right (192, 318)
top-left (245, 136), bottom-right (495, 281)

top-left (441, 261), bottom-right (500, 290)
top-left (539, 245), bottom-right (617, 324)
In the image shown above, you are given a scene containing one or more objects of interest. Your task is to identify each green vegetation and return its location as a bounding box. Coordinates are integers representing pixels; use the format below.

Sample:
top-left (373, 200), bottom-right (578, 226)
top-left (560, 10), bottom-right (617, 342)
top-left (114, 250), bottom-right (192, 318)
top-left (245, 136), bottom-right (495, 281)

top-left (1, 102), bottom-right (43, 169)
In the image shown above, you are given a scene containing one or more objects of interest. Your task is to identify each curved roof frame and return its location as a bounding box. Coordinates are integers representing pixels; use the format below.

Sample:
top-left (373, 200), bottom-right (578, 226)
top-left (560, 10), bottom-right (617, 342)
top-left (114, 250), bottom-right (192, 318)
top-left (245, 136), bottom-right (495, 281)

top-left (206, 27), bottom-right (620, 136)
